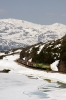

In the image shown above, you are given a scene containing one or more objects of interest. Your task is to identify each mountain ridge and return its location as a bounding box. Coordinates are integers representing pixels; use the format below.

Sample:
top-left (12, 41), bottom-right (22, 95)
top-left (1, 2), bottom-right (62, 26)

top-left (0, 18), bottom-right (66, 50)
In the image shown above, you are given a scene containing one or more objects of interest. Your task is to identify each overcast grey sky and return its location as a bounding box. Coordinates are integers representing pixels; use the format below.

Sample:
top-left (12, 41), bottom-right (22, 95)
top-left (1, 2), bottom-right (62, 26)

top-left (0, 0), bottom-right (66, 25)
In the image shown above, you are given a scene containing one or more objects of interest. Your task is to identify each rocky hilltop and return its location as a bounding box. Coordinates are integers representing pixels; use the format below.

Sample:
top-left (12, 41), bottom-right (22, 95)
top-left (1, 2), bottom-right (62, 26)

top-left (20, 35), bottom-right (66, 73)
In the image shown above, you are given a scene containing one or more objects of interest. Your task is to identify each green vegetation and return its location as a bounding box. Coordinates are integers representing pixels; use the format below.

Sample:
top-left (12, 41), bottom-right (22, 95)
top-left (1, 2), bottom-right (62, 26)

top-left (33, 63), bottom-right (51, 70)
top-left (45, 79), bottom-right (51, 83)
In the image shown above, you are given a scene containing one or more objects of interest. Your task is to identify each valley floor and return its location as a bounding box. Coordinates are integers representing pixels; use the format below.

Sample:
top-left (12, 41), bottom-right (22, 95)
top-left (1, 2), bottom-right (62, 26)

top-left (0, 53), bottom-right (66, 100)
top-left (0, 54), bottom-right (66, 83)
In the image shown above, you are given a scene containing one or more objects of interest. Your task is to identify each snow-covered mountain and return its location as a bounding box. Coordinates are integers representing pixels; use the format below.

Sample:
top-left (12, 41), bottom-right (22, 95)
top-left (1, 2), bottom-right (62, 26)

top-left (0, 18), bottom-right (66, 50)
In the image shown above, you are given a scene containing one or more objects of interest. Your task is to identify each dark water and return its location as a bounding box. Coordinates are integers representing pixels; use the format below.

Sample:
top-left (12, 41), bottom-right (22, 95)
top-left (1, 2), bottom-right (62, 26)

top-left (27, 75), bottom-right (66, 99)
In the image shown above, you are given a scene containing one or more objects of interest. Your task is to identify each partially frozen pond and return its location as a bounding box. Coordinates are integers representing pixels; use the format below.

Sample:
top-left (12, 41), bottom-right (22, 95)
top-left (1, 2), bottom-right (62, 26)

top-left (0, 73), bottom-right (66, 100)
top-left (0, 54), bottom-right (66, 100)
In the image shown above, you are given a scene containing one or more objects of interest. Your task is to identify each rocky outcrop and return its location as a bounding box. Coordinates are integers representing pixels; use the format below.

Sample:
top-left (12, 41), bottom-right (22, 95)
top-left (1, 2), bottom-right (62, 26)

top-left (58, 60), bottom-right (66, 73)
top-left (0, 69), bottom-right (10, 73)
top-left (20, 35), bottom-right (66, 72)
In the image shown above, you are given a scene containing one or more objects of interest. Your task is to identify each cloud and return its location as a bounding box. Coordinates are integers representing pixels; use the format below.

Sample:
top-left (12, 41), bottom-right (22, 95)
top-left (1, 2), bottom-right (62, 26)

top-left (62, 14), bottom-right (66, 17)
top-left (0, 9), bottom-right (7, 14)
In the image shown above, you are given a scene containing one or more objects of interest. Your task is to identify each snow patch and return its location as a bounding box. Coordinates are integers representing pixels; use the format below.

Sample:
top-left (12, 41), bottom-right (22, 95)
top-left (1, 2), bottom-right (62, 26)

top-left (37, 45), bottom-right (44, 54)
top-left (50, 60), bottom-right (59, 71)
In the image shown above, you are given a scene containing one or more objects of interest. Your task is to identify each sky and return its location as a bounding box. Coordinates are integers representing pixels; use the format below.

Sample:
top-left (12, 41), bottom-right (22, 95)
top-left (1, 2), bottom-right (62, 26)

top-left (0, 0), bottom-right (66, 25)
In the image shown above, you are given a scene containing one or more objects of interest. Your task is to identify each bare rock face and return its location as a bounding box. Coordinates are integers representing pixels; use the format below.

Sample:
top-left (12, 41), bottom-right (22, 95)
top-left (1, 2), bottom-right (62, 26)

top-left (58, 60), bottom-right (66, 73)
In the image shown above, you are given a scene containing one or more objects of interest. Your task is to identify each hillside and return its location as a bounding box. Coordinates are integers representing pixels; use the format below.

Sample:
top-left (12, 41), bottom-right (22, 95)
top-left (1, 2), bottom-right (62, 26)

top-left (0, 35), bottom-right (66, 72)
top-left (20, 35), bottom-right (66, 72)
top-left (0, 18), bottom-right (66, 50)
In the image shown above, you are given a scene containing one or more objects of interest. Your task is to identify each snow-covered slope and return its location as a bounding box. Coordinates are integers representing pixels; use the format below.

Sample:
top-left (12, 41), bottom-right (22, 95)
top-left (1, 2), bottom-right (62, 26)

top-left (0, 18), bottom-right (66, 50)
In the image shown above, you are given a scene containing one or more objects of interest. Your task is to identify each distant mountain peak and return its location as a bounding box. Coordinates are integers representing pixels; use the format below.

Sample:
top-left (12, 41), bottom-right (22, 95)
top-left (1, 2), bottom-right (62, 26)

top-left (0, 18), bottom-right (66, 50)
top-left (52, 23), bottom-right (65, 26)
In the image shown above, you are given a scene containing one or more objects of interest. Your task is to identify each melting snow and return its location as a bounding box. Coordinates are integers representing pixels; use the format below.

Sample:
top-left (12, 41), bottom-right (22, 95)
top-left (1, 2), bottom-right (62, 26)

top-left (0, 54), bottom-right (66, 84)
top-left (37, 45), bottom-right (44, 54)
top-left (50, 60), bottom-right (59, 71)
top-left (0, 54), bottom-right (66, 100)
top-left (54, 44), bottom-right (61, 48)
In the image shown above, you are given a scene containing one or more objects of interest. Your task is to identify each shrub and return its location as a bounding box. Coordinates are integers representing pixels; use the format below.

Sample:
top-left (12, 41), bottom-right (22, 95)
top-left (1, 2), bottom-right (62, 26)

top-left (0, 56), bottom-right (3, 59)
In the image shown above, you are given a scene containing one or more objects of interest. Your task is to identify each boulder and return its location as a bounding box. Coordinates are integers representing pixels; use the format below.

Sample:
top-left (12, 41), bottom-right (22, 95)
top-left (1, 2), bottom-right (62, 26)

top-left (0, 69), bottom-right (10, 73)
top-left (58, 60), bottom-right (66, 73)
